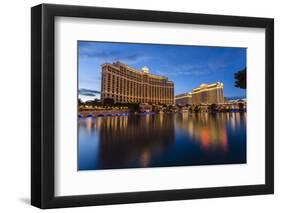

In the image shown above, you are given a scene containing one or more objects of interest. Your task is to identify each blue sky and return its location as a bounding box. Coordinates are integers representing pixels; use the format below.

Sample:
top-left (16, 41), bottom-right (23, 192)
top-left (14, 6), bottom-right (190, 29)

top-left (78, 41), bottom-right (246, 102)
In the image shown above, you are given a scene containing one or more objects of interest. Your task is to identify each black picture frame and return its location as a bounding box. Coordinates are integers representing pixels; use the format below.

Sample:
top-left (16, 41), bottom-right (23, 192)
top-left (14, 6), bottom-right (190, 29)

top-left (31, 3), bottom-right (274, 209)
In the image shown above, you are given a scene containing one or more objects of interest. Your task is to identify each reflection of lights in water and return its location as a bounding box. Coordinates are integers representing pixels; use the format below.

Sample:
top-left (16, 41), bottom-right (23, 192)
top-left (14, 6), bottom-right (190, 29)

top-left (123, 116), bottom-right (128, 128)
top-left (96, 117), bottom-right (102, 129)
top-left (79, 112), bottom-right (245, 170)
top-left (188, 120), bottom-right (194, 137)
top-left (235, 113), bottom-right (241, 129)
top-left (114, 116), bottom-right (118, 130)
top-left (120, 116), bottom-right (128, 130)
top-left (145, 114), bottom-right (150, 126)
top-left (101, 116), bottom-right (129, 131)
top-left (221, 113), bottom-right (226, 122)
top-left (226, 113), bottom-right (230, 120)
top-left (159, 113), bottom-right (163, 128)
top-left (111, 117), bottom-right (114, 128)
top-left (200, 128), bottom-right (211, 149)
top-left (181, 113), bottom-right (230, 152)
top-left (221, 128), bottom-right (228, 151)
top-left (230, 113), bottom-right (236, 130)
top-left (106, 117), bottom-right (110, 128)
top-left (120, 116), bottom-right (123, 129)
top-left (85, 117), bottom-right (93, 134)
top-left (203, 113), bottom-right (208, 122)
top-left (182, 112), bottom-right (188, 120)
top-left (140, 149), bottom-right (150, 167)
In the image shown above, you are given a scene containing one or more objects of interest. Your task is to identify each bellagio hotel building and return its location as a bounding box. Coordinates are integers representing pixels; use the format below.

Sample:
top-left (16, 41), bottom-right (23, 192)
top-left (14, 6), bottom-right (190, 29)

top-left (175, 82), bottom-right (224, 106)
top-left (101, 61), bottom-right (174, 105)
top-left (192, 82), bottom-right (224, 104)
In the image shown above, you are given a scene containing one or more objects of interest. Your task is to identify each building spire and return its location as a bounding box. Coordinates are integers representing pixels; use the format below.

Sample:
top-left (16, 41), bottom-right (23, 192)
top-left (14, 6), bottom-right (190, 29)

top-left (142, 66), bottom-right (149, 73)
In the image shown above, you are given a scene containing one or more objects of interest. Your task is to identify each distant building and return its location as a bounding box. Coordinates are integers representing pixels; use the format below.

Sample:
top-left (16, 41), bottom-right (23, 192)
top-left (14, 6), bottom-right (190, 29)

top-left (175, 82), bottom-right (224, 105)
top-left (192, 82), bottom-right (224, 104)
top-left (175, 92), bottom-right (192, 106)
top-left (139, 103), bottom-right (152, 113)
top-left (101, 61), bottom-right (174, 105)
top-left (224, 97), bottom-right (228, 103)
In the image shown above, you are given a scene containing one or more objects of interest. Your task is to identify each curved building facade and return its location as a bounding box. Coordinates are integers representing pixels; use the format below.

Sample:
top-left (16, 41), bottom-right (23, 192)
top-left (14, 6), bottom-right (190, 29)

top-left (192, 82), bottom-right (224, 104)
top-left (175, 92), bottom-right (192, 106)
top-left (101, 61), bottom-right (174, 104)
top-left (175, 82), bottom-right (224, 106)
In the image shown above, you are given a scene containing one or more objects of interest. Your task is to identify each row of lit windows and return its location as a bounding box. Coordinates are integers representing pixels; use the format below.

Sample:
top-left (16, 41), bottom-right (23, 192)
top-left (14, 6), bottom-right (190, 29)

top-left (103, 86), bottom-right (174, 97)
top-left (192, 89), bottom-right (224, 104)
top-left (102, 88), bottom-right (174, 100)
top-left (103, 75), bottom-right (173, 99)
top-left (107, 66), bottom-right (142, 81)
top-left (103, 73), bottom-right (173, 91)
top-left (104, 66), bottom-right (172, 86)
top-left (103, 94), bottom-right (174, 101)
top-left (102, 93), bottom-right (173, 104)
top-left (102, 92), bottom-right (174, 99)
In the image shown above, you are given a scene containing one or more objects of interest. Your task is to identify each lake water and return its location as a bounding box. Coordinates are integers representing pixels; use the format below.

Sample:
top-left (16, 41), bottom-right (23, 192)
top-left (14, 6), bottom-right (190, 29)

top-left (78, 112), bottom-right (246, 170)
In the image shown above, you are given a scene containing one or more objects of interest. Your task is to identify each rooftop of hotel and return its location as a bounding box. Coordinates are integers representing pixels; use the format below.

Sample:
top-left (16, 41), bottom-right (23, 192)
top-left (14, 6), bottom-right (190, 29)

top-left (192, 82), bottom-right (223, 92)
top-left (102, 61), bottom-right (173, 83)
top-left (175, 82), bottom-right (224, 97)
top-left (175, 92), bottom-right (192, 98)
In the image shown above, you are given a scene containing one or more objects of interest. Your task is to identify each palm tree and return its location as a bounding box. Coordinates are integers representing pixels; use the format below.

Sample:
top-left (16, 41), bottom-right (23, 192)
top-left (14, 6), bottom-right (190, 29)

top-left (208, 103), bottom-right (217, 113)
top-left (234, 67), bottom-right (246, 89)
top-left (194, 105), bottom-right (200, 113)
top-left (78, 98), bottom-right (83, 106)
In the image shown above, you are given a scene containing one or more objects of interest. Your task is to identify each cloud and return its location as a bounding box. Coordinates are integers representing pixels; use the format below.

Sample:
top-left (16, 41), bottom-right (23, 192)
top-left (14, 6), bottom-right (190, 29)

top-left (178, 64), bottom-right (205, 74)
top-left (79, 46), bottom-right (146, 64)
top-left (78, 88), bottom-right (100, 97)
top-left (166, 58), bottom-right (233, 77)
top-left (166, 64), bottom-right (210, 76)
top-left (80, 49), bottom-right (120, 59)
top-left (207, 59), bottom-right (228, 70)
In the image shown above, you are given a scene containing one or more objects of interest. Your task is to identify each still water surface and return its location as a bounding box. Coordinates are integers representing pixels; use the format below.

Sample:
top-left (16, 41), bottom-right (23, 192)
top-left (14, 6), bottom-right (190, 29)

top-left (78, 112), bottom-right (246, 170)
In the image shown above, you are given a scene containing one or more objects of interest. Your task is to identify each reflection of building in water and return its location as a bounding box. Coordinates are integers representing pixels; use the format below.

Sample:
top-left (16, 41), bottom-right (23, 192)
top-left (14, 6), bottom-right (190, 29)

top-left (228, 112), bottom-right (242, 131)
top-left (96, 114), bottom-right (175, 169)
top-left (101, 61), bottom-right (174, 104)
top-left (175, 82), bottom-right (224, 105)
top-left (176, 113), bottom-right (228, 151)
top-left (78, 112), bottom-right (246, 170)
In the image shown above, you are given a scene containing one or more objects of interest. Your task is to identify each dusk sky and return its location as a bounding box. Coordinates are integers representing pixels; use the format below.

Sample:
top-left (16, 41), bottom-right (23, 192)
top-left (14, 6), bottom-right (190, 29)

top-left (78, 41), bottom-right (246, 102)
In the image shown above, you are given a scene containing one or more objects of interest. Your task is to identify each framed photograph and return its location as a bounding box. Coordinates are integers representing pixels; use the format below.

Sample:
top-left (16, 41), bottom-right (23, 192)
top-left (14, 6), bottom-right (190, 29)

top-left (31, 4), bottom-right (274, 209)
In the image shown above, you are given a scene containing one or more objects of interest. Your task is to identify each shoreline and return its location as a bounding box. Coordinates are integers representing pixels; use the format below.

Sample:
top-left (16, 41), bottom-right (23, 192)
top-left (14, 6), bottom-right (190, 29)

top-left (78, 110), bottom-right (246, 118)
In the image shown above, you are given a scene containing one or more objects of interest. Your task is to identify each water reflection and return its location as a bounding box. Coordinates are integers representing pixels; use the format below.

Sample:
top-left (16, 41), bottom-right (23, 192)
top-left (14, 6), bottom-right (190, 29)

top-left (175, 113), bottom-right (229, 151)
top-left (78, 112), bottom-right (246, 170)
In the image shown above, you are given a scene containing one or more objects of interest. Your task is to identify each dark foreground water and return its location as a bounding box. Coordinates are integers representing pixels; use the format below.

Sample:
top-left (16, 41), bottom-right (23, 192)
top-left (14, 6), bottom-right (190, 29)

top-left (78, 112), bottom-right (246, 171)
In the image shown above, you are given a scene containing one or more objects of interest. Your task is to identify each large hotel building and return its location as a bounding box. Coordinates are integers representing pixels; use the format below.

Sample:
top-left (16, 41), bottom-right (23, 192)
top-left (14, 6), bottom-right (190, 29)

top-left (175, 82), bottom-right (224, 105)
top-left (101, 61), bottom-right (174, 104)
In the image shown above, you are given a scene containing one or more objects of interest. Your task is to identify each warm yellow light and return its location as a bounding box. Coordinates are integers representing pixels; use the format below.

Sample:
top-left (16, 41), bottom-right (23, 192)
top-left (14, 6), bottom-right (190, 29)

top-left (142, 66), bottom-right (149, 73)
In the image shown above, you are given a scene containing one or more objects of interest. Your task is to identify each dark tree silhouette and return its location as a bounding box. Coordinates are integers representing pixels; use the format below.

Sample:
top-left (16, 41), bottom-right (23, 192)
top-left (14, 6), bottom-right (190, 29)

top-left (127, 103), bottom-right (139, 112)
top-left (208, 103), bottom-right (218, 112)
top-left (234, 67), bottom-right (246, 89)
top-left (103, 98), bottom-right (115, 105)
top-left (78, 98), bottom-right (82, 105)
top-left (193, 105), bottom-right (200, 113)
top-left (238, 102), bottom-right (245, 111)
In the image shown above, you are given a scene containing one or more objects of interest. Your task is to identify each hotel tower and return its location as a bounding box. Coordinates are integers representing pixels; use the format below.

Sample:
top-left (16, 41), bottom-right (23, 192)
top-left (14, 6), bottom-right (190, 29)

top-left (175, 82), bottom-right (224, 105)
top-left (101, 61), bottom-right (174, 104)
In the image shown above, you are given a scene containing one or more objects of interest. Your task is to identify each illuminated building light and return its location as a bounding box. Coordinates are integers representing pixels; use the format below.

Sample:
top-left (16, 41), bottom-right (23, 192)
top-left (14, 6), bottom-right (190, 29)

top-left (101, 61), bottom-right (174, 105)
